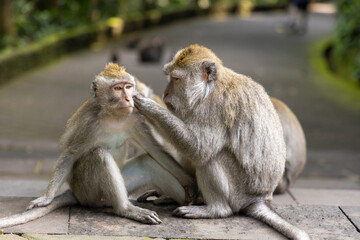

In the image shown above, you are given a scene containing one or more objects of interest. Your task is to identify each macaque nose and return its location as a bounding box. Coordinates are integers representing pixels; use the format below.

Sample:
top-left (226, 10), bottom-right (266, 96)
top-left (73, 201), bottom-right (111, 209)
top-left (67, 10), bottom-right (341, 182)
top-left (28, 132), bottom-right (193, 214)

top-left (124, 91), bottom-right (131, 102)
top-left (163, 81), bottom-right (173, 102)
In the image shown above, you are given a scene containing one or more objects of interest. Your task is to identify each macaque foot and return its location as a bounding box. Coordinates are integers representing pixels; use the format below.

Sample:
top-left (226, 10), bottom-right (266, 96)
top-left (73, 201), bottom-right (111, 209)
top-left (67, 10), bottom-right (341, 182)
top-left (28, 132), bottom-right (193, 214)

top-left (173, 205), bottom-right (232, 219)
top-left (137, 190), bottom-right (176, 205)
top-left (173, 206), bottom-right (212, 219)
top-left (121, 205), bottom-right (162, 224)
top-left (27, 195), bottom-right (54, 210)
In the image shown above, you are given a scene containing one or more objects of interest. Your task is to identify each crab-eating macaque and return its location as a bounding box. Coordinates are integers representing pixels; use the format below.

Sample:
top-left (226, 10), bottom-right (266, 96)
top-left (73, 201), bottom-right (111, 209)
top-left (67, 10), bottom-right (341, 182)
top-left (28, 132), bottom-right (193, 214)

top-left (141, 97), bottom-right (307, 200)
top-left (133, 44), bottom-right (310, 240)
top-left (0, 63), bottom-right (194, 228)
top-left (271, 98), bottom-right (306, 194)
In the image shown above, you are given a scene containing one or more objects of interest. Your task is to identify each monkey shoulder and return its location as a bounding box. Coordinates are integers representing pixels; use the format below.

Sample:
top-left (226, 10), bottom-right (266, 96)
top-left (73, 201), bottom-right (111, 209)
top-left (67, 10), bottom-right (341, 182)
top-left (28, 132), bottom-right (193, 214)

top-left (58, 100), bottom-right (100, 150)
top-left (222, 75), bottom-right (276, 114)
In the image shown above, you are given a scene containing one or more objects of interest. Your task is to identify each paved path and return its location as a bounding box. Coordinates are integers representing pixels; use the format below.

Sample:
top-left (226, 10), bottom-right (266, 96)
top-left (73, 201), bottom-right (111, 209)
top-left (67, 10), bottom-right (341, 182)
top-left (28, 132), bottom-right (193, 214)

top-left (0, 7), bottom-right (360, 240)
top-left (1, 190), bottom-right (360, 239)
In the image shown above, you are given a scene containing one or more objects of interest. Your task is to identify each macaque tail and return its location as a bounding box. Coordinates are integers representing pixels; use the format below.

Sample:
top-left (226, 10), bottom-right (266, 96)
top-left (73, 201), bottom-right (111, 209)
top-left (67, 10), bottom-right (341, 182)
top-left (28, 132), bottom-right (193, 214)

top-left (244, 201), bottom-right (310, 240)
top-left (0, 190), bottom-right (77, 228)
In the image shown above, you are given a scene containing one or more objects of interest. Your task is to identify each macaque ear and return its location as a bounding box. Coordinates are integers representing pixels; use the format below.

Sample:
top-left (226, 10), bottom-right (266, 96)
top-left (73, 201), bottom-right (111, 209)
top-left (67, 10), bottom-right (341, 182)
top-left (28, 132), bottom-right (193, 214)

top-left (201, 61), bottom-right (217, 82)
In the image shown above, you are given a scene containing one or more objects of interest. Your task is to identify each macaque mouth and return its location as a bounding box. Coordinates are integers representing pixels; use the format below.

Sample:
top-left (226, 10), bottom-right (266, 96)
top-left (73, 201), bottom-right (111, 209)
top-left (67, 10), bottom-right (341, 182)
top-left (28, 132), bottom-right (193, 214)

top-left (108, 97), bottom-right (134, 109)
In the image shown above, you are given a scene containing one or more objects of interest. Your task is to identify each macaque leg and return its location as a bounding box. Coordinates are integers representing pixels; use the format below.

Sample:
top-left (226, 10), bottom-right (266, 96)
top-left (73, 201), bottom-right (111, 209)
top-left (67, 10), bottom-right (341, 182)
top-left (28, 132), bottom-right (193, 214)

top-left (70, 148), bottom-right (161, 224)
top-left (122, 153), bottom-right (186, 205)
top-left (173, 159), bottom-right (233, 218)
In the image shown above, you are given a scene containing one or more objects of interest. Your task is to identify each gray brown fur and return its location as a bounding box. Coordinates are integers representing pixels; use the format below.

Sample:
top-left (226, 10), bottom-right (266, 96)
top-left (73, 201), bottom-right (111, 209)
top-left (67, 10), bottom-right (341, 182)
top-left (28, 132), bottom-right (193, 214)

top-left (271, 97), bottom-right (306, 194)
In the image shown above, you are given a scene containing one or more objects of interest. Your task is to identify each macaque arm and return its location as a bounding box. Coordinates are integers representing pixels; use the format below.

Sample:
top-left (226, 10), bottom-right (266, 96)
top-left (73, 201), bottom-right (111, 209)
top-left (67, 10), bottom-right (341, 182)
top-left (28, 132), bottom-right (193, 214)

top-left (27, 152), bottom-right (76, 210)
top-left (133, 95), bottom-right (200, 160)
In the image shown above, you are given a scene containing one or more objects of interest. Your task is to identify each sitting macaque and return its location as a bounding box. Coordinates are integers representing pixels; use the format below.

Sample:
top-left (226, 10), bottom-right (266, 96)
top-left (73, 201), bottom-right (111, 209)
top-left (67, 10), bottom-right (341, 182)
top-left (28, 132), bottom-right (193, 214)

top-left (0, 63), bottom-right (194, 228)
top-left (134, 44), bottom-right (310, 240)
top-left (271, 97), bottom-right (306, 194)
top-left (139, 96), bottom-right (307, 197)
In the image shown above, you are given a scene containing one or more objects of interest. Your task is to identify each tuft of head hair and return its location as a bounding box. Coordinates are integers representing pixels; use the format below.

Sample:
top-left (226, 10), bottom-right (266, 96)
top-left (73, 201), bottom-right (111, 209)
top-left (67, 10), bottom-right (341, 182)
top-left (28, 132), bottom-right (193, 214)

top-left (174, 44), bottom-right (222, 68)
top-left (98, 63), bottom-right (126, 79)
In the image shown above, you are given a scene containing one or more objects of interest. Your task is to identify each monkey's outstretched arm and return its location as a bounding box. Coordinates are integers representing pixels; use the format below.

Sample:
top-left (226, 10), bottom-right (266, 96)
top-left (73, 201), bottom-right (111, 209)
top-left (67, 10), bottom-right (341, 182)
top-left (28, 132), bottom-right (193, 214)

top-left (133, 95), bottom-right (201, 161)
top-left (27, 153), bottom-right (76, 210)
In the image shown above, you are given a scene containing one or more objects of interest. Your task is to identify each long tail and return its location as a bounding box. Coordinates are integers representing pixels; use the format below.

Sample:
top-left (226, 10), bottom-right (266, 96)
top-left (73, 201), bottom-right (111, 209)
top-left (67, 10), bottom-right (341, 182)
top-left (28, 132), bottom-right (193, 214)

top-left (0, 190), bottom-right (77, 228)
top-left (243, 201), bottom-right (310, 240)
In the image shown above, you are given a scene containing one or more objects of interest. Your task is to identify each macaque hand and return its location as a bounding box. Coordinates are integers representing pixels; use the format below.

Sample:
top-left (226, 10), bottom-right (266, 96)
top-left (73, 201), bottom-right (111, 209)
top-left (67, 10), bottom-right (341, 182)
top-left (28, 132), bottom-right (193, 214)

top-left (27, 195), bottom-right (54, 210)
top-left (133, 94), bottom-right (157, 112)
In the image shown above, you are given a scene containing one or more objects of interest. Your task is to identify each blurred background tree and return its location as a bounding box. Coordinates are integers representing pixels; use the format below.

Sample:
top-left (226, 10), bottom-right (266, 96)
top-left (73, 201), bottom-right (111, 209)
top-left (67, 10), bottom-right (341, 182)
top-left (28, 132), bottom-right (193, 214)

top-left (334, 0), bottom-right (360, 84)
top-left (0, 0), bottom-right (121, 50)
top-left (0, 0), bottom-right (289, 53)
top-left (0, 0), bottom-right (15, 47)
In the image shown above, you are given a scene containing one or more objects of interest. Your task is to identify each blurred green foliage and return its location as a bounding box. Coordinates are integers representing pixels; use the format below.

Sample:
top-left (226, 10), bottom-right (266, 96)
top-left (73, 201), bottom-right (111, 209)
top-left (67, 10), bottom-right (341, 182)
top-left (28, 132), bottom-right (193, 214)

top-left (334, 0), bottom-right (360, 83)
top-left (0, 0), bottom-right (285, 52)
top-left (1, 0), bottom-right (119, 50)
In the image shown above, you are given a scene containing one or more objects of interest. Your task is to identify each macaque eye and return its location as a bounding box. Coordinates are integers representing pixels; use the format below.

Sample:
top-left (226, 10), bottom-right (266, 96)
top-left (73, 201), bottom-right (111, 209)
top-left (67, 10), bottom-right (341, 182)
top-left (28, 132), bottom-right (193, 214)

top-left (125, 85), bottom-right (133, 90)
top-left (113, 85), bottom-right (122, 91)
top-left (171, 76), bottom-right (180, 82)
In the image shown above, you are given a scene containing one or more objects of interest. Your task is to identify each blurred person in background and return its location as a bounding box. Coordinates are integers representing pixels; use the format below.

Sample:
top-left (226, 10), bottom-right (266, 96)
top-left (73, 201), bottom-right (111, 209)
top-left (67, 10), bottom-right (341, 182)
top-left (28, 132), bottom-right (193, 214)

top-left (287, 0), bottom-right (311, 34)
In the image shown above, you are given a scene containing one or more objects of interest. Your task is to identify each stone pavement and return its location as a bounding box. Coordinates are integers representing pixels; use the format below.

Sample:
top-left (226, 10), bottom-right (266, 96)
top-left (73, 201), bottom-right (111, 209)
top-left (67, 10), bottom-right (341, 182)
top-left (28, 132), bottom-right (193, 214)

top-left (1, 188), bottom-right (360, 239)
top-left (1, 3), bottom-right (360, 240)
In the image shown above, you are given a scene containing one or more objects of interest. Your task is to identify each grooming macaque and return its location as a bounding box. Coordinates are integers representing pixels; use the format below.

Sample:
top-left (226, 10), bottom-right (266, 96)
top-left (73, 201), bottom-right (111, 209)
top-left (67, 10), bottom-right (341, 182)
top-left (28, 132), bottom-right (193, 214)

top-left (0, 63), bottom-right (194, 228)
top-left (271, 98), bottom-right (306, 194)
top-left (134, 44), bottom-right (310, 239)
top-left (140, 96), bottom-right (307, 196)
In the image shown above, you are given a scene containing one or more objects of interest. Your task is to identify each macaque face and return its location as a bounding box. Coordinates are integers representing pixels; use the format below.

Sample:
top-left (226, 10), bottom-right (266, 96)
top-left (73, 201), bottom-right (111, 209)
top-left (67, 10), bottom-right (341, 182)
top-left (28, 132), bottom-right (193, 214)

top-left (162, 67), bottom-right (188, 112)
top-left (163, 63), bottom-right (211, 114)
top-left (110, 80), bottom-right (135, 114)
